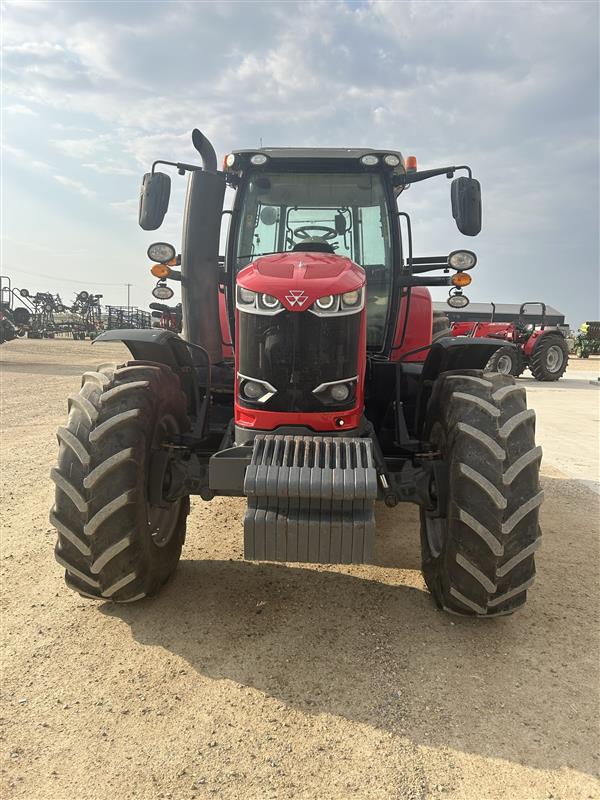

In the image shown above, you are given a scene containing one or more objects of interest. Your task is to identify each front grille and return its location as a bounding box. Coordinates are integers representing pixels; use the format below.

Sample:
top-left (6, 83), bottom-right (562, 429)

top-left (238, 309), bottom-right (360, 412)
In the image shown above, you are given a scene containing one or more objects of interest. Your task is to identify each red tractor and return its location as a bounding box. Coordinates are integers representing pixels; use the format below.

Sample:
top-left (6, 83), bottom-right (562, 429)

top-left (150, 301), bottom-right (182, 332)
top-left (50, 130), bottom-right (542, 618)
top-left (450, 302), bottom-right (569, 381)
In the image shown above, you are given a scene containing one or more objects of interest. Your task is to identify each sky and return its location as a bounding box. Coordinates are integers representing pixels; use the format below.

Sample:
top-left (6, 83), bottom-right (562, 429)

top-left (2, 0), bottom-right (599, 325)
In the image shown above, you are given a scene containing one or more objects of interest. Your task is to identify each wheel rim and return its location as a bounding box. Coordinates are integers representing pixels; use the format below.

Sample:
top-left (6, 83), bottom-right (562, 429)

top-left (545, 344), bottom-right (564, 373)
top-left (147, 413), bottom-right (181, 548)
top-left (496, 354), bottom-right (513, 374)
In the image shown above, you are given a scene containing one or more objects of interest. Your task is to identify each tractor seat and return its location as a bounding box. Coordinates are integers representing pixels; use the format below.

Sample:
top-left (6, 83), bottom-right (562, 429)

top-left (292, 240), bottom-right (335, 254)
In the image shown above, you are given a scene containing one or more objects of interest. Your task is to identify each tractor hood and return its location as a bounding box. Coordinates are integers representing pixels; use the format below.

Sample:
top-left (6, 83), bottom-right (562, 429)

top-left (237, 252), bottom-right (365, 312)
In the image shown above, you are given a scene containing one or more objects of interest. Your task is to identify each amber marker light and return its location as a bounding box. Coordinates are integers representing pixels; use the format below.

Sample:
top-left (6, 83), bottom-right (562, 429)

top-left (151, 264), bottom-right (171, 279)
top-left (405, 155), bottom-right (418, 172)
top-left (452, 272), bottom-right (472, 288)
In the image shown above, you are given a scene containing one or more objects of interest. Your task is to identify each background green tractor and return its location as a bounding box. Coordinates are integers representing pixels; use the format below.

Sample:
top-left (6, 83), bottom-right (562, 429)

top-left (576, 322), bottom-right (600, 358)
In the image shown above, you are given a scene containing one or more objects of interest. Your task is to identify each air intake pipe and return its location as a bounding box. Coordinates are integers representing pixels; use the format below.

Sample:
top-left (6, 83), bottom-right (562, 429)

top-left (180, 129), bottom-right (225, 364)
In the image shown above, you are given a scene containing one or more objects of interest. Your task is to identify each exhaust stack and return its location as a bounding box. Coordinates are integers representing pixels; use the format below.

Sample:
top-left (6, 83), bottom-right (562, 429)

top-left (180, 129), bottom-right (225, 364)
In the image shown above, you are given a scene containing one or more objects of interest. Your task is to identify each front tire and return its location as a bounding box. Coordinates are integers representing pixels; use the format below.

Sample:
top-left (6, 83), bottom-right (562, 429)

top-left (485, 345), bottom-right (524, 377)
top-left (0, 321), bottom-right (16, 343)
top-left (50, 361), bottom-right (190, 602)
top-left (420, 371), bottom-right (542, 616)
top-left (530, 335), bottom-right (569, 381)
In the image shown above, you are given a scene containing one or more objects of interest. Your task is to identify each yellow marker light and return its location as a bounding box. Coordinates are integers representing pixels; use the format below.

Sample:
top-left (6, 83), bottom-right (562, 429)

top-left (452, 272), bottom-right (472, 287)
top-left (151, 264), bottom-right (171, 279)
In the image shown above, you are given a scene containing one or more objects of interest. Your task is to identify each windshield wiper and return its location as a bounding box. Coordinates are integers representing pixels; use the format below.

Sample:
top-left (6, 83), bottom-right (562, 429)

top-left (236, 251), bottom-right (282, 260)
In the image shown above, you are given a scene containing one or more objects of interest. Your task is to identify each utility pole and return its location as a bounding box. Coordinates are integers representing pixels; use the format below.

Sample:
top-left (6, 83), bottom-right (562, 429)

top-left (125, 283), bottom-right (132, 315)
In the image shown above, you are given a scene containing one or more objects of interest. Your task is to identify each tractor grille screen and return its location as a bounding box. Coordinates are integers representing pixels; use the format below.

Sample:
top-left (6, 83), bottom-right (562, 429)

top-left (238, 310), bottom-right (360, 412)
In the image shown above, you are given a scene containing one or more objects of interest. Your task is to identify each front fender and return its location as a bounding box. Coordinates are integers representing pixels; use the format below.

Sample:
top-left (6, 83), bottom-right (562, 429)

top-left (420, 336), bottom-right (511, 380)
top-left (414, 337), bottom-right (514, 435)
top-left (93, 328), bottom-right (201, 413)
top-left (93, 327), bottom-right (197, 369)
top-left (522, 329), bottom-right (545, 356)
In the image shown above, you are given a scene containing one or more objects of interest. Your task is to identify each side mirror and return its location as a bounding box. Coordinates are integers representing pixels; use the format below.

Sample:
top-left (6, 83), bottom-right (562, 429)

top-left (139, 171), bottom-right (171, 231)
top-left (451, 177), bottom-right (481, 236)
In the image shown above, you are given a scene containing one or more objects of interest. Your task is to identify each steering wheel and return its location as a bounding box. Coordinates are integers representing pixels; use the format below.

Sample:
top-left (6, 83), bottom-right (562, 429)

top-left (293, 225), bottom-right (338, 241)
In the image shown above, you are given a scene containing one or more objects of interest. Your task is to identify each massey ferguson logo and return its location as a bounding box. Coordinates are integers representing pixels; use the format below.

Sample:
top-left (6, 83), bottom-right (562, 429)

top-left (285, 290), bottom-right (308, 307)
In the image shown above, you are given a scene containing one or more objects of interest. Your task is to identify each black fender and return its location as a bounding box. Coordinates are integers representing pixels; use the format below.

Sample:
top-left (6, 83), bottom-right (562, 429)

top-left (421, 336), bottom-right (510, 379)
top-left (414, 337), bottom-right (514, 436)
top-left (93, 328), bottom-right (201, 414)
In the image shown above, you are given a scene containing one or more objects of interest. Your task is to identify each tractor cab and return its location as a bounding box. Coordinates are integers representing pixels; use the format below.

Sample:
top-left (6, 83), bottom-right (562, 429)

top-left (223, 150), bottom-right (401, 351)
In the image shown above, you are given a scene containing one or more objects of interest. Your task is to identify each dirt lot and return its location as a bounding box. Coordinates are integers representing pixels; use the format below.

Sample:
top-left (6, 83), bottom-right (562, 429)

top-left (1, 340), bottom-right (599, 800)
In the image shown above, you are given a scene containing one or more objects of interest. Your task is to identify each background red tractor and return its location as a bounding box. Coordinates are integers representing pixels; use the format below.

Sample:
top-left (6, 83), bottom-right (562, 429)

top-left (449, 301), bottom-right (569, 380)
top-left (49, 129), bottom-right (542, 618)
top-left (150, 301), bottom-right (182, 332)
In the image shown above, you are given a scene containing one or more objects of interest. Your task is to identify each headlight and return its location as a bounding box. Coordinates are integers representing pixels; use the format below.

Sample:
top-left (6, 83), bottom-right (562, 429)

top-left (315, 295), bottom-right (336, 310)
top-left (447, 292), bottom-right (469, 309)
top-left (236, 286), bottom-right (283, 314)
top-left (341, 289), bottom-right (361, 308)
top-left (310, 288), bottom-right (364, 316)
top-left (238, 374), bottom-right (277, 404)
top-left (238, 287), bottom-right (256, 305)
top-left (224, 153), bottom-right (236, 167)
top-left (383, 154), bottom-right (401, 167)
top-left (312, 377), bottom-right (357, 405)
top-left (242, 381), bottom-right (265, 400)
top-left (250, 154), bottom-right (268, 166)
top-left (360, 154), bottom-right (379, 166)
top-left (259, 293), bottom-right (281, 310)
top-left (448, 250), bottom-right (477, 270)
top-left (147, 242), bottom-right (176, 264)
top-left (152, 283), bottom-right (174, 300)
top-left (330, 384), bottom-right (350, 402)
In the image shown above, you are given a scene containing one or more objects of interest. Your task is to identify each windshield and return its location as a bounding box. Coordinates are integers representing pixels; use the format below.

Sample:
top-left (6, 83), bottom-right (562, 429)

top-left (234, 172), bottom-right (393, 348)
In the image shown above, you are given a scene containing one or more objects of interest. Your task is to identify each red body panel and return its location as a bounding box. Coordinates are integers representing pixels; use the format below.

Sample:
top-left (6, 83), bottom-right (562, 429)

top-left (235, 251), bottom-right (366, 432)
top-left (451, 321), bottom-right (515, 341)
top-left (390, 287), bottom-right (433, 362)
top-left (522, 328), bottom-right (546, 356)
top-left (450, 321), bottom-right (555, 357)
top-left (157, 310), bottom-right (181, 332)
top-left (237, 252), bottom-right (365, 312)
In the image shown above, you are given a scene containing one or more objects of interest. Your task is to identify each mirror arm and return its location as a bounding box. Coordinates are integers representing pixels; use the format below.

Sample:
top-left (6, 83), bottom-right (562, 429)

top-left (397, 275), bottom-right (453, 287)
top-left (397, 164), bottom-right (472, 186)
top-left (411, 262), bottom-right (450, 274)
top-left (152, 159), bottom-right (202, 176)
top-left (455, 165), bottom-right (472, 179)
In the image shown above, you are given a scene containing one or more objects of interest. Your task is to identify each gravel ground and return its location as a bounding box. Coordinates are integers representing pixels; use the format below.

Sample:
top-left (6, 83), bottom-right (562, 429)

top-left (1, 340), bottom-right (599, 800)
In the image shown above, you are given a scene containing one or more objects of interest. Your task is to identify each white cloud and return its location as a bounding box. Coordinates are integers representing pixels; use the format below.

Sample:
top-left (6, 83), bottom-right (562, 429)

top-left (3, 40), bottom-right (64, 56)
top-left (83, 161), bottom-right (136, 176)
top-left (53, 174), bottom-right (96, 199)
top-left (51, 136), bottom-right (110, 159)
top-left (2, 142), bottom-right (51, 171)
top-left (3, 103), bottom-right (38, 116)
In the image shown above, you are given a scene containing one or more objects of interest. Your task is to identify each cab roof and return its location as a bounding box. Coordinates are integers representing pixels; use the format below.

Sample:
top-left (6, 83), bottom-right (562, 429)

top-left (231, 147), bottom-right (404, 163)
